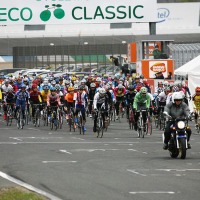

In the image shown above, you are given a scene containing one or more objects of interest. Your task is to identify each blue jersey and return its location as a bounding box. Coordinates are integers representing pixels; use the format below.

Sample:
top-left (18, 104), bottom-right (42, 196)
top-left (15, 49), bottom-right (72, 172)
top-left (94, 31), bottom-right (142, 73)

top-left (15, 90), bottom-right (30, 101)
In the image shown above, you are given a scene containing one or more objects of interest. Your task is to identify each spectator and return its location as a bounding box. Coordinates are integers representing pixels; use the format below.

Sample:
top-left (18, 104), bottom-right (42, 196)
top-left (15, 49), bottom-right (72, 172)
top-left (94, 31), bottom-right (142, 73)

top-left (166, 72), bottom-right (172, 80)
top-left (153, 45), bottom-right (162, 59)
top-left (155, 71), bottom-right (164, 79)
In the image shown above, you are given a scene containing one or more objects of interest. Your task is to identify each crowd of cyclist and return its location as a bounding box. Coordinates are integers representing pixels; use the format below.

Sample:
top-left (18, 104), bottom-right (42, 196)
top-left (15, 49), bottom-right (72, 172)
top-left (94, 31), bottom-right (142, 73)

top-left (0, 71), bottom-right (199, 148)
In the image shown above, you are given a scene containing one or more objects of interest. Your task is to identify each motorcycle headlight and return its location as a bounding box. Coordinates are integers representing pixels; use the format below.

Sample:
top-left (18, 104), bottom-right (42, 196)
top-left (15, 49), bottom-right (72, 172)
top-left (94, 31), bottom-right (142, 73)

top-left (177, 121), bottom-right (185, 129)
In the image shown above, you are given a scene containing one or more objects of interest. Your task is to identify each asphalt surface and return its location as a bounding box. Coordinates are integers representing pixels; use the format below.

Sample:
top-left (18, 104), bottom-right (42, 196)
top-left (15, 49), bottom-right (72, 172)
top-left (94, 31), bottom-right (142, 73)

top-left (0, 115), bottom-right (200, 200)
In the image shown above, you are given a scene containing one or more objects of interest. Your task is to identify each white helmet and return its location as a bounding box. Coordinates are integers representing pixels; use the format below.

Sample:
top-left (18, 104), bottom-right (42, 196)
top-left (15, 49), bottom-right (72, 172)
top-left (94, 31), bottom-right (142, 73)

top-left (7, 85), bottom-right (13, 91)
top-left (172, 92), bottom-right (183, 103)
top-left (99, 88), bottom-right (106, 94)
top-left (64, 80), bottom-right (70, 85)
top-left (81, 79), bottom-right (86, 83)
top-left (74, 84), bottom-right (79, 90)
top-left (118, 84), bottom-right (123, 89)
top-left (164, 81), bottom-right (169, 86)
top-left (96, 77), bottom-right (101, 82)
top-left (90, 82), bottom-right (96, 88)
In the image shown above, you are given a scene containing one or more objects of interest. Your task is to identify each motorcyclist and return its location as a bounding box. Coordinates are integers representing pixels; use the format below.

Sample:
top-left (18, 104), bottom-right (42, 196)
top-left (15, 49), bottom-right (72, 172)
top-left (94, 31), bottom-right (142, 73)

top-left (163, 92), bottom-right (192, 150)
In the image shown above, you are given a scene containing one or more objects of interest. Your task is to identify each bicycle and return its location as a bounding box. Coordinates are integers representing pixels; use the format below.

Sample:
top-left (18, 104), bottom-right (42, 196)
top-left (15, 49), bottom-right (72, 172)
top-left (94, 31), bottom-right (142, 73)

top-left (76, 109), bottom-right (85, 135)
top-left (6, 103), bottom-right (15, 126)
top-left (194, 109), bottom-right (200, 134)
top-left (118, 100), bottom-right (125, 122)
top-left (42, 104), bottom-right (48, 126)
top-left (49, 106), bottom-right (59, 130)
top-left (157, 106), bottom-right (166, 131)
top-left (32, 104), bottom-right (41, 127)
top-left (67, 107), bottom-right (75, 132)
top-left (96, 104), bottom-right (106, 138)
top-left (128, 104), bottom-right (135, 130)
top-left (137, 109), bottom-right (147, 138)
top-left (146, 111), bottom-right (152, 135)
top-left (57, 105), bottom-right (63, 129)
top-left (16, 105), bottom-right (25, 129)
top-left (109, 103), bottom-right (116, 122)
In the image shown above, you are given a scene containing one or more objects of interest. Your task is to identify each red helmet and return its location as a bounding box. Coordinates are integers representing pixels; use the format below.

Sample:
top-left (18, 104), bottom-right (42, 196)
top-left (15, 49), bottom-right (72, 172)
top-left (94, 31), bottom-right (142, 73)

top-left (195, 87), bottom-right (200, 92)
top-left (32, 84), bottom-right (37, 89)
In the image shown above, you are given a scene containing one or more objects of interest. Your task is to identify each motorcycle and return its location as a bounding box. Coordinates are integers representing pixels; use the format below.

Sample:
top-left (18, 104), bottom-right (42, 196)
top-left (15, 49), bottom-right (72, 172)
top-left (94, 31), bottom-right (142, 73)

top-left (163, 115), bottom-right (191, 159)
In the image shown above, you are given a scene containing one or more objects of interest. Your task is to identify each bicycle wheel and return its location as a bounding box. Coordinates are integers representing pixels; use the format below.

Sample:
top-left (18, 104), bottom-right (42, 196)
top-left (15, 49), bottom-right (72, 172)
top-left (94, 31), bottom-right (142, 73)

top-left (97, 117), bottom-right (101, 138)
top-left (140, 118), bottom-right (144, 138)
top-left (137, 121), bottom-right (141, 138)
top-left (36, 109), bottom-right (40, 127)
top-left (78, 116), bottom-right (83, 135)
top-left (146, 116), bottom-right (152, 135)
top-left (59, 111), bottom-right (63, 129)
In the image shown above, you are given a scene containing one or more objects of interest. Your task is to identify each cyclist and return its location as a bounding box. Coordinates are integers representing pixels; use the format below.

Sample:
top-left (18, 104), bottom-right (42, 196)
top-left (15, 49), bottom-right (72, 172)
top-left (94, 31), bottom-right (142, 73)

top-left (93, 88), bottom-right (109, 132)
top-left (73, 85), bottom-right (87, 132)
top-left (133, 87), bottom-right (151, 131)
top-left (47, 87), bottom-right (61, 121)
top-left (88, 82), bottom-right (97, 118)
top-left (192, 86), bottom-right (200, 128)
top-left (125, 85), bottom-right (137, 119)
top-left (163, 92), bottom-right (191, 149)
top-left (114, 84), bottom-right (126, 120)
top-left (157, 87), bottom-right (171, 116)
top-left (14, 84), bottom-right (30, 119)
top-left (64, 86), bottom-right (75, 121)
top-left (29, 84), bottom-right (43, 122)
top-left (2, 85), bottom-right (15, 120)
top-left (154, 81), bottom-right (164, 95)
top-left (40, 85), bottom-right (50, 104)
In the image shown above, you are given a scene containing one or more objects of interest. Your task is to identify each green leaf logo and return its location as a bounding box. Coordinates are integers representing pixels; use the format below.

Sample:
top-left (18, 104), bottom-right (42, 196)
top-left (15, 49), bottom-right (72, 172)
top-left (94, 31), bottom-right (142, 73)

top-left (40, 4), bottom-right (65, 22)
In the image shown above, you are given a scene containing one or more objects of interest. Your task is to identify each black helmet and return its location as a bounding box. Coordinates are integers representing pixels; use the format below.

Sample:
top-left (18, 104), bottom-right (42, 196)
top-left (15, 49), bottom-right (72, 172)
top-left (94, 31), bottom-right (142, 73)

top-left (128, 85), bottom-right (134, 91)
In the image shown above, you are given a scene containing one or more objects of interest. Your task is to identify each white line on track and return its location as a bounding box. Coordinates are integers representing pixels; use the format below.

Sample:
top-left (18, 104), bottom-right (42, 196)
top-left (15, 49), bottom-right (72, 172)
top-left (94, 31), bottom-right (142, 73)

top-left (129, 191), bottom-right (175, 194)
top-left (127, 169), bottom-right (146, 176)
top-left (9, 137), bottom-right (23, 141)
top-left (27, 128), bottom-right (41, 131)
top-left (59, 150), bottom-right (72, 154)
top-left (42, 161), bottom-right (77, 163)
top-left (71, 137), bottom-right (85, 141)
top-left (9, 137), bottom-right (63, 139)
top-left (0, 171), bottom-right (62, 200)
top-left (0, 141), bottom-right (145, 144)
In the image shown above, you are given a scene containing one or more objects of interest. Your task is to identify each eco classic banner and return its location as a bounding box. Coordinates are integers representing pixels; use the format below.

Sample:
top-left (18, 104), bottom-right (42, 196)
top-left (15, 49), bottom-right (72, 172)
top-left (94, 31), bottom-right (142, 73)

top-left (0, 0), bottom-right (157, 25)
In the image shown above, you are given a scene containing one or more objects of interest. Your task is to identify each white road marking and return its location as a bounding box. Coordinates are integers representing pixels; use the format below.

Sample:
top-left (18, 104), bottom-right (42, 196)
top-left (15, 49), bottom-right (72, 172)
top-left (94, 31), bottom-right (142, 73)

top-left (59, 150), bottom-right (72, 154)
top-left (27, 128), bottom-right (41, 131)
top-left (0, 171), bottom-right (62, 200)
top-left (9, 137), bottom-right (23, 141)
top-left (127, 169), bottom-right (146, 176)
top-left (42, 161), bottom-right (77, 163)
top-left (128, 149), bottom-right (138, 152)
top-left (129, 191), bottom-right (175, 194)
top-left (0, 141), bottom-right (161, 144)
top-left (71, 137), bottom-right (85, 141)
top-left (9, 137), bottom-right (63, 140)
top-left (59, 149), bottom-right (146, 153)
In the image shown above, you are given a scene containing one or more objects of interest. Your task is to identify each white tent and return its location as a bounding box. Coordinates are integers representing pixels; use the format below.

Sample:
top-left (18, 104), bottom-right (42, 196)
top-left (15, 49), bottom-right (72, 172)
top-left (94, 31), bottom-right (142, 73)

top-left (174, 55), bottom-right (200, 76)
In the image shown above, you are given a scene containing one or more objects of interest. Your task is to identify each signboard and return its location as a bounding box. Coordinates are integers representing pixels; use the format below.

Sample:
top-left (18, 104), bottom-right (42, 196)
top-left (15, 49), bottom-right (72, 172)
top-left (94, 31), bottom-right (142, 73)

top-left (0, 0), bottom-right (157, 25)
top-left (156, 3), bottom-right (199, 27)
top-left (149, 61), bottom-right (168, 78)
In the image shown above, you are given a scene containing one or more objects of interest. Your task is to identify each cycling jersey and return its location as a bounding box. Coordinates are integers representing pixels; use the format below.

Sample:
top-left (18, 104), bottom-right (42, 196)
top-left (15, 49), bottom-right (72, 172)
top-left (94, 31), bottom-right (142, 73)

top-left (47, 93), bottom-right (61, 106)
top-left (73, 91), bottom-right (87, 107)
top-left (192, 94), bottom-right (200, 109)
top-left (41, 90), bottom-right (50, 102)
top-left (29, 90), bottom-right (42, 104)
top-left (65, 92), bottom-right (74, 103)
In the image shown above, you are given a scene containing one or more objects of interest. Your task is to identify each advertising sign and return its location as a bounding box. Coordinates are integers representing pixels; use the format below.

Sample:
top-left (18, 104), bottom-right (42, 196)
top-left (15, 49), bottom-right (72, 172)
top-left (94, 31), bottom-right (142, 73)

top-left (0, 0), bottom-right (157, 25)
top-left (149, 61), bottom-right (168, 78)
